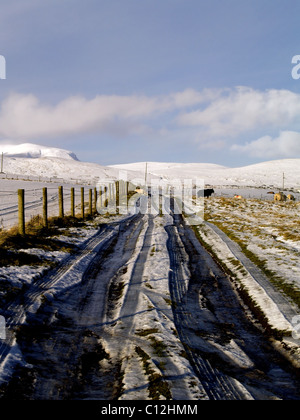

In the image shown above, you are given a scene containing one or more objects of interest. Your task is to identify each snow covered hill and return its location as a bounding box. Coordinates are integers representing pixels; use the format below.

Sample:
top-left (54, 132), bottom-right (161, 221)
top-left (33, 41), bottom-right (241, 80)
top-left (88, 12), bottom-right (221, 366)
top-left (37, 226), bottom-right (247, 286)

top-left (0, 143), bottom-right (144, 183)
top-left (0, 143), bottom-right (299, 189)
top-left (111, 159), bottom-right (300, 189)
top-left (1, 143), bottom-right (79, 161)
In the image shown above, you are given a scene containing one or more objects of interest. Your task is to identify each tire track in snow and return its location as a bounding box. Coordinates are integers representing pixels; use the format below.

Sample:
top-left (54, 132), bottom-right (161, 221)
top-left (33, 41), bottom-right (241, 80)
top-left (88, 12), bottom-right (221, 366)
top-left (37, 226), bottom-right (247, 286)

top-left (118, 215), bottom-right (154, 324)
top-left (0, 217), bottom-right (137, 388)
top-left (166, 209), bottom-right (300, 400)
top-left (165, 222), bottom-right (249, 400)
top-left (106, 213), bottom-right (208, 400)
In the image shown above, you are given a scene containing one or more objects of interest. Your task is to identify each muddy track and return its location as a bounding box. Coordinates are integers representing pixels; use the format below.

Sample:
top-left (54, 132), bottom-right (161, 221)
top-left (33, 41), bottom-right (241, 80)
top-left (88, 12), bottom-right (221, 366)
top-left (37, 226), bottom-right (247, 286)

top-left (166, 212), bottom-right (300, 400)
top-left (1, 203), bottom-right (300, 400)
top-left (0, 212), bottom-right (146, 399)
top-left (0, 223), bottom-right (119, 375)
top-left (166, 222), bottom-right (248, 400)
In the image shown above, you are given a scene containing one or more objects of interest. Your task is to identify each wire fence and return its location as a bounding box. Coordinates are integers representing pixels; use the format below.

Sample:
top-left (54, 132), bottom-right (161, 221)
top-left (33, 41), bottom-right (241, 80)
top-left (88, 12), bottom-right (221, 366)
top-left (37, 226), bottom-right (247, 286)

top-left (0, 172), bottom-right (99, 186)
top-left (0, 178), bottom-right (138, 233)
top-left (0, 185), bottom-right (97, 231)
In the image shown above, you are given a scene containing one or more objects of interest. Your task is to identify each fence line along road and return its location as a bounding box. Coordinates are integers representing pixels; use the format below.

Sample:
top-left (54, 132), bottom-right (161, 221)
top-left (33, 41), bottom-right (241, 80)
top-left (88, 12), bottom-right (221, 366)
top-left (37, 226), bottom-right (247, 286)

top-left (1, 180), bottom-right (131, 234)
top-left (1, 180), bottom-right (146, 233)
top-left (0, 185), bottom-right (99, 233)
top-left (0, 172), bottom-right (100, 186)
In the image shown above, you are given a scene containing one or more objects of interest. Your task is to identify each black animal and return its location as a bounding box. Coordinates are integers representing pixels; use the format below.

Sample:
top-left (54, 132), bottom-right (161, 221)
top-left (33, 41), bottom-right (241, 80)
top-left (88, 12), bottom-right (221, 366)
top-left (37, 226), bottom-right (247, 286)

top-left (197, 188), bottom-right (215, 198)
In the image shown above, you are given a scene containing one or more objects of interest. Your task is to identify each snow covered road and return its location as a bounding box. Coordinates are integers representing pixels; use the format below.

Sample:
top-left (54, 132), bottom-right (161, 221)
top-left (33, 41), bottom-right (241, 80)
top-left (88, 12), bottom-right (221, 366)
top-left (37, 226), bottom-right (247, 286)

top-left (0, 203), bottom-right (300, 400)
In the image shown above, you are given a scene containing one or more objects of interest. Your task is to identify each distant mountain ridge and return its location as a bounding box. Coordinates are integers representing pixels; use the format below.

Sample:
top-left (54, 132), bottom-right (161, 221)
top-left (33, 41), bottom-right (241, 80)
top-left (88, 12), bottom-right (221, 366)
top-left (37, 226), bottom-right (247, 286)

top-left (111, 159), bottom-right (300, 189)
top-left (0, 143), bottom-right (299, 189)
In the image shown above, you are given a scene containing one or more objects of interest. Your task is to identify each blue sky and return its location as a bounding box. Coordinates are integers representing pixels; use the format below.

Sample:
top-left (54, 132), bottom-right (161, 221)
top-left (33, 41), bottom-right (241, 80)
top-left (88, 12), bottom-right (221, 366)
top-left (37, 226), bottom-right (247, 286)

top-left (0, 0), bottom-right (300, 166)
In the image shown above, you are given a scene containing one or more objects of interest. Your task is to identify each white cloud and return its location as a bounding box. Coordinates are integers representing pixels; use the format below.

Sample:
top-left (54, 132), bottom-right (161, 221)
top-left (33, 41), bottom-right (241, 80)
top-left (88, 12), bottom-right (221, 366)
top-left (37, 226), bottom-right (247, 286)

top-left (2, 87), bottom-right (300, 161)
top-left (164, 88), bottom-right (222, 109)
top-left (0, 93), bottom-right (156, 139)
top-left (0, 89), bottom-right (207, 140)
top-left (231, 131), bottom-right (300, 158)
top-left (177, 87), bottom-right (300, 137)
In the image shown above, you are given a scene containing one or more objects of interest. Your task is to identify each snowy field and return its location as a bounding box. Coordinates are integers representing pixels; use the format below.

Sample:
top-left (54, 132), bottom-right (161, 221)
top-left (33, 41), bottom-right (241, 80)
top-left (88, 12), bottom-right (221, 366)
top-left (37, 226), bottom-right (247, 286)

top-left (214, 187), bottom-right (300, 201)
top-left (203, 197), bottom-right (300, 302)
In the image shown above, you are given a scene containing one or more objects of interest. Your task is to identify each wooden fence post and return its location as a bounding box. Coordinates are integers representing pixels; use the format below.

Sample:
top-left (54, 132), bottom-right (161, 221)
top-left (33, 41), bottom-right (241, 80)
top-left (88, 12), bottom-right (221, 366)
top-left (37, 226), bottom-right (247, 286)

top-left (81, 187), bottom-right (85, 219)
top-left (89, 189), bottom-right (93, 216)
top-left (126, 182), bottom-right (129, 203)
top-left (18, 189), bottom-right (25, 236)
top-left (71, 187), bottom-right (75, 217)
top-left (109, 183), bottom-right (112, 201)
top-left (58, 186), bottom-right (64, 218)
top-left (99, 186), bottom-right (103, 209)
top-left (104, 186), bottom-right (108, 208)
top-left (43, 187), bottom-right (48, 228)
top-left (97, 186), bottom-right (102, 211)
top-left (115, 181), bottom-right (119, 206)
top-left (94, 187), bottom-right (97, 214)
